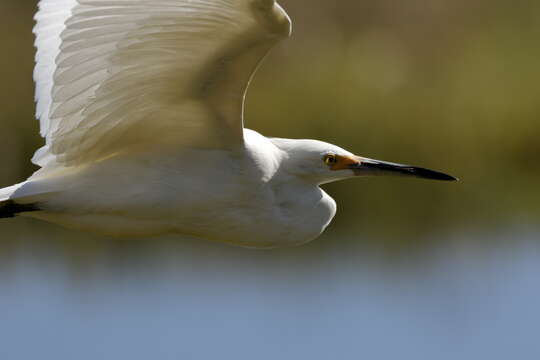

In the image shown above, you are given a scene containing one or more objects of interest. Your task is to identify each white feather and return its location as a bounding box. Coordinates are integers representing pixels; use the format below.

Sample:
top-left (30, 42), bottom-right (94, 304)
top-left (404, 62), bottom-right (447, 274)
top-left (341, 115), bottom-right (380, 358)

top-left (0, 1), bottom-right (455, 248)
top-left (32, 0), bottom-right (291, 166)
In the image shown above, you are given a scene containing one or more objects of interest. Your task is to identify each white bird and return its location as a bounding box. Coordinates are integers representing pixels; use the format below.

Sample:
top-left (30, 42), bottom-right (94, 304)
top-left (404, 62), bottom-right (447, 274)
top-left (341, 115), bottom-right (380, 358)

top-left (0, 0), bottom-right (456, 248)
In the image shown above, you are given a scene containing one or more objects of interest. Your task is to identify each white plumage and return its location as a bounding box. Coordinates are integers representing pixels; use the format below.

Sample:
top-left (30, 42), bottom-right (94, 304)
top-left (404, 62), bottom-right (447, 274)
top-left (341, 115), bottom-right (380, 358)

top-left (0, 0), bottom-right (455, 248)
top-left (33, 0), bottom-right (290, 166)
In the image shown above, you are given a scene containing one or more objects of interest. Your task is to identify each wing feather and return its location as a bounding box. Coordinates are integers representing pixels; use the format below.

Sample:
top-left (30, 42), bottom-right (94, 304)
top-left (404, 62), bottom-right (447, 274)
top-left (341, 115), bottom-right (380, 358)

top-left (33, 0), bottom-right (291, 166)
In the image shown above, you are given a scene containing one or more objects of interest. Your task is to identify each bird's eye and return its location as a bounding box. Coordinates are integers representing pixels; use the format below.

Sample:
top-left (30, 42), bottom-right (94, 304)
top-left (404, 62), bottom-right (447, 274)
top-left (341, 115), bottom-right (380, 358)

top-left (323, 154), bottom-right (338, 166)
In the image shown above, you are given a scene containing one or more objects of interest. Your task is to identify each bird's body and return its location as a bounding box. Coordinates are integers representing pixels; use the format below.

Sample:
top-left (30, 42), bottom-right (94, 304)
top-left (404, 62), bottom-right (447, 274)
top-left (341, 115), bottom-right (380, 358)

top-left (0, 0), bottom-right (455, 248)
top-left (8, 130), bottom-right (337, 248)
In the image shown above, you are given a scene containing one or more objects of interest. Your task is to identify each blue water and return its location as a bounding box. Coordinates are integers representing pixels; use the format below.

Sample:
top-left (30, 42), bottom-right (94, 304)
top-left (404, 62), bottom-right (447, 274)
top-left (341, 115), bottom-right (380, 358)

top-left (0, 227), bottom-right (539, 360)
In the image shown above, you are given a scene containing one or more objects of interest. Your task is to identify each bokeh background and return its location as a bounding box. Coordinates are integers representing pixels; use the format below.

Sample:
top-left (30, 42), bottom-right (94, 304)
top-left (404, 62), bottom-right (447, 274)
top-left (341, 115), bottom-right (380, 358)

top-left (1, 1), bottom-right (539, 359)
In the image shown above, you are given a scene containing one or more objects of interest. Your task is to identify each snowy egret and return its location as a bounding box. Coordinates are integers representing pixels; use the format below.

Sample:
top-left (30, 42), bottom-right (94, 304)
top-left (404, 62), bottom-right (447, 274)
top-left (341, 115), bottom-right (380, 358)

top-left (0, 0), bottom-right (456, 248)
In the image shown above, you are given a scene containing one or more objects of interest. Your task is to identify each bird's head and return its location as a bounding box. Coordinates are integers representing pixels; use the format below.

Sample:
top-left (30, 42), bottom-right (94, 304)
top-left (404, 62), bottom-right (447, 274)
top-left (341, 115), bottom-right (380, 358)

top-left (272, 138), bottom-right (457, 185)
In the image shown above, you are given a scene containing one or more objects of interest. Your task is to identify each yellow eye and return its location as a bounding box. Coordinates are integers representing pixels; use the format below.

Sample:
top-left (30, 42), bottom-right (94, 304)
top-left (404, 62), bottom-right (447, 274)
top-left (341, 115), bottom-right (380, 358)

top-left (323, 154), bottom-right (338, 166)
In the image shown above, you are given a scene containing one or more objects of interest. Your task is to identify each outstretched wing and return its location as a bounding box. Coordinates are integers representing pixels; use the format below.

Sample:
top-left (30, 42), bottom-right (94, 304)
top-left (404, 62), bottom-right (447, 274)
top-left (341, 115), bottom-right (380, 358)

top-left (33, 0), bottom-right (291, 166)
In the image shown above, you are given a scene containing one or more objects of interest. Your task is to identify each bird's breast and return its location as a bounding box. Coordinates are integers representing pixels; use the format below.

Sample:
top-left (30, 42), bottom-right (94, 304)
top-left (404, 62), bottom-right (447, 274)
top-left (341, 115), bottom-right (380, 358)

top-left (257, 183), bottom-right (337, 247)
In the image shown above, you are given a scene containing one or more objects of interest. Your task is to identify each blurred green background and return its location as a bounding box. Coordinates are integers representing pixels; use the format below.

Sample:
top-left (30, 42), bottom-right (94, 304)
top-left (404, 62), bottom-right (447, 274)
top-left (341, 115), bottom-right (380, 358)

top-left (0, 1), bottom-right (539, 360)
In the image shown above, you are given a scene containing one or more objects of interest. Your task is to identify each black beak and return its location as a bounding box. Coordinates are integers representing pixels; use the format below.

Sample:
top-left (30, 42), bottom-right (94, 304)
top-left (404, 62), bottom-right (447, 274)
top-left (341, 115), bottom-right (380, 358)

top-left (350, 157), bottom-right (458, 181)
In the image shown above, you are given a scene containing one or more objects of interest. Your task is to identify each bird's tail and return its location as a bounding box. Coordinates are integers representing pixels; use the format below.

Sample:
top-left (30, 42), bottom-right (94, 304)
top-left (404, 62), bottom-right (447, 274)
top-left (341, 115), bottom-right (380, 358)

top-left (0, 184), bottom-right (21, 202)
top-left (0, 183), bottom-right (38, 218)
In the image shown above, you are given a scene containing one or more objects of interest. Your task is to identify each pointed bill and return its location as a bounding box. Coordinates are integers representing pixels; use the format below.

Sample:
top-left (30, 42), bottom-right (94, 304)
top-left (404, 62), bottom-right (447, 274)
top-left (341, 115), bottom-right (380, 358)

top-left (348, 157), bottom-right (458, 181)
